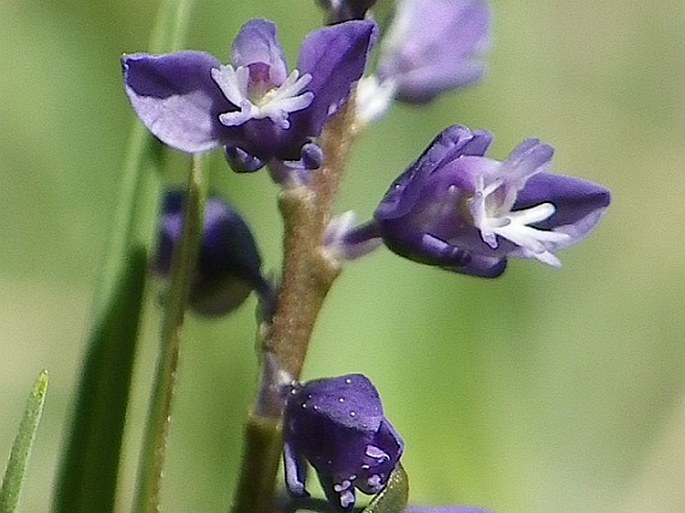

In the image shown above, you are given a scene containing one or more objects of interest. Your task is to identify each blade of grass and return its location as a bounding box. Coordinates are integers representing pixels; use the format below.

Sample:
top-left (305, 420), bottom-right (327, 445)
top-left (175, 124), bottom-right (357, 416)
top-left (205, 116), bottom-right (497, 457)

top-left (52, 0), bottom-right (197, 510)
top-left (132, 154), bottom-right (207, 513)
top-left (53, 246), bottom-right (147, 513)
top-left (1, 370), bottom-right (49, 513)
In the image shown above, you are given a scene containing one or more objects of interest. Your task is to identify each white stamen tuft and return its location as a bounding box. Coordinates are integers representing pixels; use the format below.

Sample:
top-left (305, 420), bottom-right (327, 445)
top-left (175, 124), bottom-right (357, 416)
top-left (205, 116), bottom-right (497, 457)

top-left (212, 65), bottom-right (313, 128)
top-left (367, 474), bottom-right (382, 490)
top-left (356, 75), bottom-right (398, 124)
top-left (333, 480), bottom-right (352, 492)
top-left (365, 445), bottom-right (390, 461)
top-left (469, 177), bottom-right (571, 266)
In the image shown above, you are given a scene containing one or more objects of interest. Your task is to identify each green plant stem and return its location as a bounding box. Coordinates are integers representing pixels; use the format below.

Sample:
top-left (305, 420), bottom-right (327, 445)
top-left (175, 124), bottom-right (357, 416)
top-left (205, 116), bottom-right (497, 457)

top-left (133, 155), bottom-right (207, 513)
top-left (231, 101), bottom-right (357, 513)
top-left (267, 99), bottom-right (356, 387)
top-left (0, 371), bottom-right (48, 513)
top-left (53, 0), bottom-right (196, 510)
top-left (230, 415), bottom-right (284, 513)
top-left (94, 0), bottom-right (196, 320)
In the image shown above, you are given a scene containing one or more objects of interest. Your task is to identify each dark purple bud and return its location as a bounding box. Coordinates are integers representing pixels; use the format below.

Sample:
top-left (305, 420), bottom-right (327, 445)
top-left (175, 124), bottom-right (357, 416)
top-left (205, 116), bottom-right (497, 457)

top-left (283, 374), bottom-right (404, 512)
top-left (371, 125), bottom-right (611, 277)
top-left (155, 189), bottom-right (272, 317)
top-left (224, 145), bottom-right (267, 173)
top-left (266, 142), bottom-right (324, 186)
top-left (300, 142), bottom-right (324, 170)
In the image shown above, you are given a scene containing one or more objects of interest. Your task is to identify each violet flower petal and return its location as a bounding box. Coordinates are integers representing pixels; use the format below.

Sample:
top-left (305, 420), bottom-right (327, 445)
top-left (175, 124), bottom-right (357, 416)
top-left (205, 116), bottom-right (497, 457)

top-left (378, 0), bottom-right (491, 103)
top-left (224, 145), bottom-right (267, 173)
top-left (375, 125), bottom-right (493, 221)
top-left (513, 172), bottom-right (611, 250)
top-left (293, 20), bottom-right (377, 136)
top-left (231, 19), bottom-right (288, 84)
top-left (394, 61), bottom-right (486, 104)
top-left (283, 438), bottom-right (309, 497)
top-left (122, 51), bottom-right (231, 153)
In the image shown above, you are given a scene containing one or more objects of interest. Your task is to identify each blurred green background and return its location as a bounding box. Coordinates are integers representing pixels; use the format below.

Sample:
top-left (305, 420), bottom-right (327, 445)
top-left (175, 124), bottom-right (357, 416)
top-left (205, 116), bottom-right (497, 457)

top-left (1, 0), bottom-right (683, 512)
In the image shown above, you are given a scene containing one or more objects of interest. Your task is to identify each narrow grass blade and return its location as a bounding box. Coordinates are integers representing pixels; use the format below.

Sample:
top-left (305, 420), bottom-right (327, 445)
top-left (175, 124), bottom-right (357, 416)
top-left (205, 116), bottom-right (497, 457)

top-left (51, 0), bottom-right (197, 510)
top-left (0, 370), bottom-right (49, 513)
top-left (133, 155), bottom-right (207, 513)
top-left (53, 247), bottom-right (147, 513)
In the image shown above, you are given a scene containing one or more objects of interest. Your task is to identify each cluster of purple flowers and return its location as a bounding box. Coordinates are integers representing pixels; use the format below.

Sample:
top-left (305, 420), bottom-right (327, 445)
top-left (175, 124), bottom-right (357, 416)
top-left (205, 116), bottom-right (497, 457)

top-left (153, 190), bottom-right (273, 317)
top-left (124, 0), bottom-right (611, 511)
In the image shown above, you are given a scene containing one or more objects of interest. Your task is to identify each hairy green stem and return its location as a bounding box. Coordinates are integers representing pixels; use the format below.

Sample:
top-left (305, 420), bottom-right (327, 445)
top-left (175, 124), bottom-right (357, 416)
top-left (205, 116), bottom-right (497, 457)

top-left (231, 416), bottom-right (284, 513)
top-left (133, 155), bottom-right (207, 513)
top-left (231, 100), bottom-right (357, 513)
top-left (267, 99), bottom-right (356, 389)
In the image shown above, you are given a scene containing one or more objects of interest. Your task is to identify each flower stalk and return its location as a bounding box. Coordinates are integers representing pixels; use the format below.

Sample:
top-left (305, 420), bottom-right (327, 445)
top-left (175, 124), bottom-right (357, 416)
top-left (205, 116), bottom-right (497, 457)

top-left (269, 98), bottom-right (356, 385)
top-left (133, 155), bottom-right (207, 513)
top-left (231, 99), bottom-right (357, 513)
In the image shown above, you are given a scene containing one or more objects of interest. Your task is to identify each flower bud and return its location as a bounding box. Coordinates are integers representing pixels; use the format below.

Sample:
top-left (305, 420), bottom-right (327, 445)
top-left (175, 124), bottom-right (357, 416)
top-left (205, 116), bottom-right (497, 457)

top-left (283, 374), bottom-right (404, 511)
top-left (155, 189), bottom-right (272, 317)
top-left (377, 0), bottom-right (491, 104)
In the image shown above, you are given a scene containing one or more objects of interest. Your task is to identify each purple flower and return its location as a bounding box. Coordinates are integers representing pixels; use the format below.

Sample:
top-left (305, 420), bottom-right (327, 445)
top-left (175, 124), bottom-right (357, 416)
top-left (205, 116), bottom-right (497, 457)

top-left (155, 190), bottom-right (272, 317)
top-left (357, 0), bottom-right (489, 121)
top-left (379, 0), bottom-right (490, 103)
top-left (283, 374), bottom-right (404, 512)
top-left (122, 19), bottom-right (375, 173)
top-left (361, 125), bottom-right (610, 277)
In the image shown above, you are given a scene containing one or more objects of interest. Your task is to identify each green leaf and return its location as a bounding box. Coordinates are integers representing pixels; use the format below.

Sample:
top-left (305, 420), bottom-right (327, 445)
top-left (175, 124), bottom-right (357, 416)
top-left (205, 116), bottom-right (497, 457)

top-left (53, 247), bottom-right (147, 513)
top-left (362, 463), bottom-right (409, 513)
top-left (51, 0), bottom-right (197, 510)
top-left (133, 155), bottom-right (207, 513)
top-left (0, 370), bottom-right (49, 513)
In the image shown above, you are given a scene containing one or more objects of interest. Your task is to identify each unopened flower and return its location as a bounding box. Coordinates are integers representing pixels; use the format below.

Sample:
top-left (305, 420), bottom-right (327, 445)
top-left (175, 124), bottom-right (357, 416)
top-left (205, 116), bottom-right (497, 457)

top-left (345, 125), bottom-right (610, 277)
top-left (357, 0), bottom-right (490, 122)
top-left (155, 190), bottom-right (272, 317)
top-left (283, 374), bottom-right (404, 512)
top-left (123, 19), bottom-right (375, 175)
top-left (379, 0), bottom-right (490, 103)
